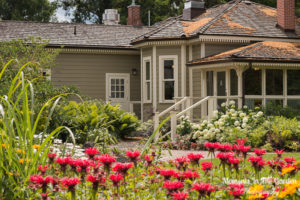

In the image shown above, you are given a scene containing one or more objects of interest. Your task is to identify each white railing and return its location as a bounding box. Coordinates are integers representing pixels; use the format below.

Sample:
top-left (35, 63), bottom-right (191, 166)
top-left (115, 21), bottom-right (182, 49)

top-left (153, 96), bottom-right (216, 141)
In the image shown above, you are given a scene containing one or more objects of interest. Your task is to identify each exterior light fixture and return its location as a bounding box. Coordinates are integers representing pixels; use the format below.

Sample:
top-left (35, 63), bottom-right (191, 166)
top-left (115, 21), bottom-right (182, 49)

top-left (132, 68), bottom-right (137, 76)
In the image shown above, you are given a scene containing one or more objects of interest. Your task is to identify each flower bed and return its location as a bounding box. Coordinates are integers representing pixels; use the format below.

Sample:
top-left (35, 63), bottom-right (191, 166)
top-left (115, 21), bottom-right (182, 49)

top-left (173, 102), bottom-right (300, 151)
top-left (26, 140), bottom-right (299, 199)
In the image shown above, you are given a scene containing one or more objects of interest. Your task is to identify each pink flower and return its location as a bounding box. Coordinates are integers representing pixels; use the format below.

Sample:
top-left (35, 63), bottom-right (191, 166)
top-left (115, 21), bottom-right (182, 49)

top-left (174, 157), bottom-right (189, 169)
top-left (187, 153), bottom-right (204, 165)
top-left (85, 147), bottom-right (99, 159)
top-left (87, 174), bottom-right (106, 190)
top-left (171, 191), bottom-right (188, 200)
top-left (55, 157), bottom-right (72, 172)
top-left (284, 157), bottom-right (295, 164)
top-left (61, 177), bottom-right (81, 192)
top-left (30, 175), bottom-right (53, 192)
top-left (192, 183), bottom-right (215, 197)
top-left (144, 155), bottom-right (153, 165)
top-left (112, 162), bottom-right (133, 175)
top-left (254, 149), bottom-right (266, 157)
top-left (48, 153), bottom-right (56, 163)
top-left (235, 138), bottom-right (247, 145)
top-left (176, 171), bottom-right (199, 181)
top-left (159, 169), bottom-right (177, 180)
top-left (218, 144), bottom-right (232, 152)
top-left (109, 173), bottom-right (123, 186)
top-left (275, 149), bottom-right (284, 157)
top-left (249, 156), bottom-right (265, 171)
top-left (163, 181), bottom-right (184, 192)
top-left (201, 162), bottom-right (213, 172)
top-left (37, 165), bottom-right (49, 175)
top-left (204, 142), bottom-right (220, 152)
top-left (216, 152), bottom-right (234, 164)
top-left (126, 151), bottom-right (140, 163)
top-left (229, 188), bottom-right (245, 199)
top-left (96, 154), bottom-right (116, 167)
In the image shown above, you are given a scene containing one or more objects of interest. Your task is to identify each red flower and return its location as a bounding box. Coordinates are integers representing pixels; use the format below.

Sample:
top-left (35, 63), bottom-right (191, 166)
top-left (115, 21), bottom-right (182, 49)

top-left (61, 177), bottom-right (81, 192)
top-left (171, 191), bottom-right (188, 200)
top-left (74, 159), bottom-right (91, 173)
top-left (160, 169), bottom-right (177, 180)
top-left (204, 142), bottom-right (220, 152)
top-left (235, 138), bottom-right (247, 145)
top-left (30, 175), bottom-right (53, 192)
top-left (216, 152), bottom-right (234, 164)
top-left (126, 151), bottom-right (140, 163)
top-left (109, 173), bottom-right (123, 186)
top-left (87, 174), bottom-right (106, 190)
top-left (229, 157), bottom-right (240, 170)
top-left (284, 157), bottom-right (295, 164)
top-left (48, 153), bottom-right (56, 163)
top-left (275, 149), bottom-right (284, 157)
top-left (249, 156), bottom-right (265, 171)
top-left (192, 183), bottom-right (215, 197)
top-left (41, 193), bottom-right (49, 200)
top-left (201, 162), bottom-right (213, 172)
top-left (174, 157), bottom-right (189, 168)
top-left (218, 144), bottom-right (232, 152)
top-left (38, 165), bottom-right (49, 175)
top-left (163, 181), bottom-right (184, 192)
top-left (96, 154), bottom-right (116, 167)
top-left (144, 155), bottom-right (153, 165)
top-left (176, 171), bottom-right (199, 181)
top-left (85, 147), bottom-right (99, 159)
top-left (56, 157), bottom-right (72, 172)
top-left (229, 188), bottom-right (245, 199)
top-left (240, 146), bottom-right (251, 158)
top-left (112, 162), bottom-right (133, 175)
top-left (254, 149), bottom-right (266, 157)
top-left (187, 153), bottom-right (204, 165)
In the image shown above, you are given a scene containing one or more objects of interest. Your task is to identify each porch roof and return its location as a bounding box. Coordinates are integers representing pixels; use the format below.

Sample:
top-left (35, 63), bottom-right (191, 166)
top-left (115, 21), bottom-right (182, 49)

top-left (187, 41), bottom-right (300, 66)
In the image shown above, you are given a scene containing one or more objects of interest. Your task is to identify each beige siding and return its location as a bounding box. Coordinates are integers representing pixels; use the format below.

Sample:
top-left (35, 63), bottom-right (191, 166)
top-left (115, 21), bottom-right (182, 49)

top-left (192, 44), bottom-right (201, 60)
top-left (52, 53), bottom-right (141, 101)
top-left (205, 43), bottom-right (247, 57)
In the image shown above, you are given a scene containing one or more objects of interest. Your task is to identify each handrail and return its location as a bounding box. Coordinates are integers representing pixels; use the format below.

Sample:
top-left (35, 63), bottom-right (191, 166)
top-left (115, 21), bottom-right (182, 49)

top-left (176, 96), bottom-right (211, 117)
top-left (158, 97), bottom-right (188, 117)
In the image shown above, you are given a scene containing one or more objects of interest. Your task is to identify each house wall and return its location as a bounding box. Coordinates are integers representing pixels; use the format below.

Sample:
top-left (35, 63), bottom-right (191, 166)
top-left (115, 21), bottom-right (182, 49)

top-left (52, 52), bottom-right (141, 102)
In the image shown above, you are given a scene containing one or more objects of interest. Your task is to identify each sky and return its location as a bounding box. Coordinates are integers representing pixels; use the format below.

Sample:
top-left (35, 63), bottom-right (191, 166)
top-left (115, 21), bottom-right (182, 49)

top-left (49, 0), bottom-right (72, 22)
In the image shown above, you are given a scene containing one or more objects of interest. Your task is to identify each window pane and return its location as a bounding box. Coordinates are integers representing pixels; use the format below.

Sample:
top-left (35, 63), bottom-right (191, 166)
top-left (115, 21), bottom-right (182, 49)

top-left (111, 92), bottom-right (115, 98)
top-left (230, 69), bottom-right (238, 96)
top-left (266, 69), bottom-right (283, 95)
top-left (120, 92), bottom-right (124, 98)
top-left (217, 71), bottom-right (226, 96)
top-left (146, 82), bottom-right (151, 101)
top-left (164, 60), bottom-right (174, 79)
top-left (245, 68), bottom-right (261, 95)
top-left (287, 100), bottom-right (300, 113)
top-left (164, 81), bottom-right (174, 100)
top-left (116, 92), bottom-right (120, 98)
top-left (266, 99), bottom-right (283, 106)
top-left (121, 79), bottom-right (124, 84)
top-left (146, 61), bottom-right (150, 80)
top-left (206, 71), bottom-right (214, 96)
top-left (245, 99), bottom-right (262, 109)
top-left (287, 70), bottom-right (300, 95)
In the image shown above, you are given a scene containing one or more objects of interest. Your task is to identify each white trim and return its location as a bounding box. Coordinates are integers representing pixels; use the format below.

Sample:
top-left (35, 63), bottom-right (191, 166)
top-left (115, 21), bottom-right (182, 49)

top-left (153, 46), bottom-right (157, 111)
top-left (189, 68), bottom-right (193, 97)
top-left (105, 73), bottom-right (130, 111)
top-left (140, 49), bottom-right (144, 121)
top-left (199, 35), bottom-right (300, 43)
top-left (143, 56), bottom-right (152, 103)
top-left (261, 69), bottom-right (266, 106)
top-left (49, 48), bottom-right (140, 55)
top-left (159, 55), bottom-right (179, 103)
top-left (200, 42), bottom-right (205, 58)
top-left (181, 45), bottom-right (187, 97)
top-left (189, 45), bottom-right (193, 61)
top-left (283, 69), bottom-right (287, 106)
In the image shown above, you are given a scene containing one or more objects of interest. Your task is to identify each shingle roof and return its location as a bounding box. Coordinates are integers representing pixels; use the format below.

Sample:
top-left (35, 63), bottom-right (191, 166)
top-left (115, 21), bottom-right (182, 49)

top-left (132, 0), bottom-right (300, 44)
top-left (0, 21), bottom-right (154, 49)
top-left (187, 41), bottom-right (300, 66)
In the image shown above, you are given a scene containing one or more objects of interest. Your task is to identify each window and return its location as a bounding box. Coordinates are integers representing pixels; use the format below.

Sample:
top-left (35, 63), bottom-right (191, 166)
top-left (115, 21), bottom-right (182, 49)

top-left (206, 71), bottom-right (214, 96)
top-left (143, 57), bottom-right (151, 103)
top-left (159, 56), bottom-right (178, 103)
top-left (245, 68), bottom-right (262, 95)
top-left (287, 70), bottom-right (300, 95)
top-left (230, 69), bottom-right (238, 96)
top-left (266, 69), bottom-right (283, 95)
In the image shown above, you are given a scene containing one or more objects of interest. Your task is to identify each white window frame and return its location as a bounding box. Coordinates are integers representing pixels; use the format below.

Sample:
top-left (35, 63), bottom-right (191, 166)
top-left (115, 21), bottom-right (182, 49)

top-left (143, 56), bottom-right (152, 103)
top-left (159, 55), bottom-right (178, 103)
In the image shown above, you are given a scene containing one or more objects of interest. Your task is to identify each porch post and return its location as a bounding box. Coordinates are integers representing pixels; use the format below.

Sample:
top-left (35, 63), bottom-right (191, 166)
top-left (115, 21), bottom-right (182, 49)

top-left (189, 68), bottom-right (193, 97)
top-left (283, 69), bottom-right (287, 107)
top-left (153, 112), bottom-right (160, 141)
top-left (140, 49), bottom-right (144, 121)
top-left (153, 46), bottom-right (157, 112)
top-left (181, 44), bottom-right (187, 97)
top-left (170, 111), bottom-right (177, 142)
top-left (237, 68), bottom-right (243, 108)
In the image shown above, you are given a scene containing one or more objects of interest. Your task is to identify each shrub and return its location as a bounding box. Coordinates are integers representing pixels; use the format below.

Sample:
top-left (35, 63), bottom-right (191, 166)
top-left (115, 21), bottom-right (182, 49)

top-left (176, 116), bottom-right (193, 136)
top-left (264, 102), bottom-right (299, 119)
top-left (51, 100), bottom-right (140, 143)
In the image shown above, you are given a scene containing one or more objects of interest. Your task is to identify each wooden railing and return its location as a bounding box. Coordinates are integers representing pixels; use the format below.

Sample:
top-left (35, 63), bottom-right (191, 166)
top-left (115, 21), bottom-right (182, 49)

top-left (153, 96), bottom-right (216, 141)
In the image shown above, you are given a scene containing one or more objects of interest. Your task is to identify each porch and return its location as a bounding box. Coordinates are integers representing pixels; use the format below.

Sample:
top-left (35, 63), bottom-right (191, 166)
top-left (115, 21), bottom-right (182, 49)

top-left (153, 41), bottom-right (300, 141)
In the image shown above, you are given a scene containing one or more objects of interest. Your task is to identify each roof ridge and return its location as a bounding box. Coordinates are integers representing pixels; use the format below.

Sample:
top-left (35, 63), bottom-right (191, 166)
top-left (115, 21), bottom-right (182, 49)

top-left (231, 42), bottom-right (262, 57)
top-left (131, 17), bottom-right (180, 42)
top-left (195, 0), bottom-right (242, 36)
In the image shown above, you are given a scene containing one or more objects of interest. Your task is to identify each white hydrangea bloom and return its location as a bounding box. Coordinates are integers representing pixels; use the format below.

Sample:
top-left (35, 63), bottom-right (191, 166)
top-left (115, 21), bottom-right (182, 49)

top-left (239, 112), bottom-right (246, 118)
top-left (234, 121), bottom-right (240, 126)
top-left (257, 111), bottom-right (263, 117)
top-left (221, 102), bottom-right (226, 107)
top-left (215, 128), bottom-right (220, 133)
top-left (229, 100), bottom-right (235, 105)
top-left (242, 123), bottom-right (247, 128)
top-left (243, 117), bottom-right (248, 123)
top-left (243, 105), bottom-right (248, 109)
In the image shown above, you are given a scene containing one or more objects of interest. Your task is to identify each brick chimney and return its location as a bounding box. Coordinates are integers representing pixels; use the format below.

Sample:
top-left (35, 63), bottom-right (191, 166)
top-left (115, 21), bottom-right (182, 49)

top-left (182, 0), bottom-right (205, 21)
top-left (127, 0), bottom-right (142, 26)
top-left (277, 0), bottom-right (295, 31)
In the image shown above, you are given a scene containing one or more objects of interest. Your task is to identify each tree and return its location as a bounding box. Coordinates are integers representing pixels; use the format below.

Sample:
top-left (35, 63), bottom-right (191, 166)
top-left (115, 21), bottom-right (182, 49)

top-left (0, 0), bottom-right (57, 22)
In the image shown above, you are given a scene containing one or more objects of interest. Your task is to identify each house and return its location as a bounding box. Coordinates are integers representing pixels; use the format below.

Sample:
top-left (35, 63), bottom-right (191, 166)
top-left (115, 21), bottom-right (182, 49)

top-left (0, 0), bottom-right (299, 125)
